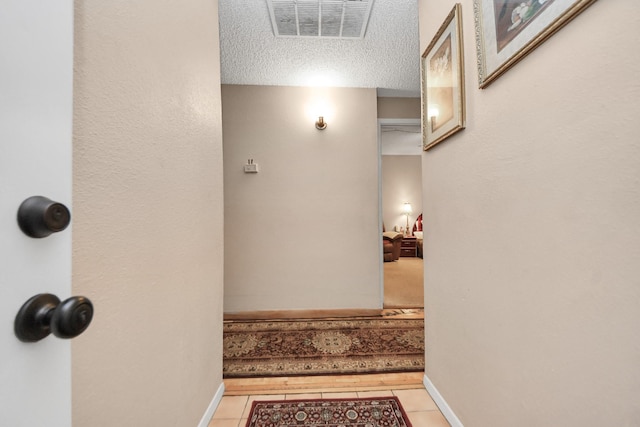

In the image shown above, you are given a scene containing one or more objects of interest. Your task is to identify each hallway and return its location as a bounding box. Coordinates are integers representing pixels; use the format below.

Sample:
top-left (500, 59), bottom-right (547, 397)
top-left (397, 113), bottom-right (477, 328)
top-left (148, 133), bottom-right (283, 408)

top-left (36, 0), bottom-right (638, 426)
top-left (217, 309), bottom-right (433, 425)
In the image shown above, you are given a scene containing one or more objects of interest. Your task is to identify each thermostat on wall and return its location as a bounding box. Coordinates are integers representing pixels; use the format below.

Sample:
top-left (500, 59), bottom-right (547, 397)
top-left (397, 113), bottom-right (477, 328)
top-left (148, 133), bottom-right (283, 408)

top-left (244, 159), bottom-right (259, 173)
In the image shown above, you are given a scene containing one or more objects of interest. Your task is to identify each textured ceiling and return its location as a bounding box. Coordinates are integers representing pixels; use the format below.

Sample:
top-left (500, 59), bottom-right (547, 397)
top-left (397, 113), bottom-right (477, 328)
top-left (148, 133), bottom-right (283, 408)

top-left (218, 0), bottom-right (420, 97)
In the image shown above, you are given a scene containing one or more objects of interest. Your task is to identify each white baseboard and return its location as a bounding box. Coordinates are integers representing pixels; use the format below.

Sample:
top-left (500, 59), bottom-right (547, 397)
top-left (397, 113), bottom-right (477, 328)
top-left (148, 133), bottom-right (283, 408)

top-left (197, 382), bottom-right (226, 427)
top-left (423, 374), bottom-right (464, 427)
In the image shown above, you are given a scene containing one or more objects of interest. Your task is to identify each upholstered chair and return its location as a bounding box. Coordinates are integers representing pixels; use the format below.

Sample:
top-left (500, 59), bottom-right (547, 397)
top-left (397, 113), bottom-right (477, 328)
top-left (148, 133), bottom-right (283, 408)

top-left (382, 232), bottom-right (403, 262)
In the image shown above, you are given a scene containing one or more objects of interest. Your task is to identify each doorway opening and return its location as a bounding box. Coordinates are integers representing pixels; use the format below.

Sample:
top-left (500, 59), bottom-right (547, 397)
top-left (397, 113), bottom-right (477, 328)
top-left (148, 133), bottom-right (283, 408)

top-left (378, 119), bottom-right (424, 309)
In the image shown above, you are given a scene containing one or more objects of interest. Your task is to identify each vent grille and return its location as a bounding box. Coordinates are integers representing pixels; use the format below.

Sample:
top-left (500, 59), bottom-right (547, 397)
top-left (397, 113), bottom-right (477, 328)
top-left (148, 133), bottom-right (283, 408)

top-left (267, 0), bottom-right (374, 39)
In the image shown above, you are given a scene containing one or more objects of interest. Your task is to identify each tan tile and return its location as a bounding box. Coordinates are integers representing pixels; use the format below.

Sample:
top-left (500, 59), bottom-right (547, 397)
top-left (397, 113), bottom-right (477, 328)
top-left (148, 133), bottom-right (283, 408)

top-left (393, 388), bottom-right (439, 412)
top-left (208, 418), bottom-right (241, 427)
top-left (249, 394), bottom-right (286, 401)
top-left (407, 410), bottom-right (450, 427)
top-left (285, 393), bottom-right (322, 400)
top-left (240, 401), bottom-right (254, 421)
top-left (242, 395), bottom-right (286, 419)
top-left (322, 392), bottom-right (359, 399)
top-left (213, 395), bottom-right (249, 420)
top-left (356, 390), bottom-right (394, 399)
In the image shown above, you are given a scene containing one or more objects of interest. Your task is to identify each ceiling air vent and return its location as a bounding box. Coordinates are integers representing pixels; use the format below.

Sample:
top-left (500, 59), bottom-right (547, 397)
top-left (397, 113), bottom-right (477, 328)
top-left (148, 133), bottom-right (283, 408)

top-left (267, 0), bottom-right (374, 39)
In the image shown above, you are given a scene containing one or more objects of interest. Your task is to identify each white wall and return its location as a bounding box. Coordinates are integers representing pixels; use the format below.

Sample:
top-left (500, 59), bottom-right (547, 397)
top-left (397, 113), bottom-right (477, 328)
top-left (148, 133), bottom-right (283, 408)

top-left (222, 85), bottom-right (380, 312)
top-left (382, 155), bottom-right (422, 233)
top-left (72, 1), bottom-right (224, 425)
top-left (419, 0), bottom-right (640, 426)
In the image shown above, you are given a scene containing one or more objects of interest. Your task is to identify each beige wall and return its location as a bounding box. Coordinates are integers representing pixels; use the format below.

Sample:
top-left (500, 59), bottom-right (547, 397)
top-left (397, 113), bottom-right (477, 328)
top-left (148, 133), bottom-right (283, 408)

top-left (72, 1), bottom-right (224, 425)
top-left (419, 0), bottom-right (640, 426)
top-left (377, 97), bottom-right (421, 119)
top-left (222, 85), bottom-right (380, 312)
top-left (382, 156), bottom-right (422, 233)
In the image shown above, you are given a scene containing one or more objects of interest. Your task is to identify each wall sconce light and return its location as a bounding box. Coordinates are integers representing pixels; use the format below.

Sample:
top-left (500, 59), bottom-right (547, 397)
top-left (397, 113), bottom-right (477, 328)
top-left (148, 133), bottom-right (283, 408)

top-left (315, 116), bottom-right (327, 130)
top-left (402, 202), bottom-right (413, 236)
top-left (428, 106), bottom-right (439, 131)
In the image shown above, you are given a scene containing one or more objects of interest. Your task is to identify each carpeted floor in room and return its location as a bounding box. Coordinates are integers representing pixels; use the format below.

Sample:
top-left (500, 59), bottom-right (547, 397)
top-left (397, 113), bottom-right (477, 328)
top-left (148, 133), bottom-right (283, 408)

top-left (384, 257), bottom-right (424, 309)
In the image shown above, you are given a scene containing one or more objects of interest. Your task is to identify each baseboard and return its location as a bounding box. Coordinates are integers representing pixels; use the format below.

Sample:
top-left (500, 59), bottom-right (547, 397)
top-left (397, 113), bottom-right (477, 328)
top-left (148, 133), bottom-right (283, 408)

top-left (423, 374), bottom-right (464, 427)
top-left (197, 382), bottom-right (225, 427)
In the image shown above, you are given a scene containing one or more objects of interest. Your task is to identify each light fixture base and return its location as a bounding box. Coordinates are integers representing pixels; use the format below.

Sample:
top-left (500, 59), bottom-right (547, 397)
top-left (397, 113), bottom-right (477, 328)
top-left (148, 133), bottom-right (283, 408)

top-left (315, 116), bottom-right (327, 130)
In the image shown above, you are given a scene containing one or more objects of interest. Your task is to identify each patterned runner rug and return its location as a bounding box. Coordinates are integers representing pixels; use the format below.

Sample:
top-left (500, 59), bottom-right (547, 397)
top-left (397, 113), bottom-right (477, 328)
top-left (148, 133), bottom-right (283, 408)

top-left (245, 397), bottom-right (413, 427)
top-left (223, 317), bottom-right (424, 378)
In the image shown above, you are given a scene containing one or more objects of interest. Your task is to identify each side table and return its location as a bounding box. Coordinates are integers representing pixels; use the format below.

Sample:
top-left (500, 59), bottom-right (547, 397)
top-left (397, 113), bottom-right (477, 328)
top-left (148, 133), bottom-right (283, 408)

top-left (400, 236), bottom-right (417, 257)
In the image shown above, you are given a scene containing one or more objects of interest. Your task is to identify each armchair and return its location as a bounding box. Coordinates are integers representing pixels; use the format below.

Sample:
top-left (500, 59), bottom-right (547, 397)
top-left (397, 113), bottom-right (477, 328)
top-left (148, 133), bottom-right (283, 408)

top-left (382, 231), bottom-right (403, 262)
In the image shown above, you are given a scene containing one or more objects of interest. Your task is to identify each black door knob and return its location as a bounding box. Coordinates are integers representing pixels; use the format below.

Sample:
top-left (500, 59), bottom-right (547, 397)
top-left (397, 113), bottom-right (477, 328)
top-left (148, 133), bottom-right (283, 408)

top-left (51, 296), bottom-right (93, 339)
top-left (17, 196), bottom-right (71, 238)
top-left (15, 294), bottom-right (94, 342)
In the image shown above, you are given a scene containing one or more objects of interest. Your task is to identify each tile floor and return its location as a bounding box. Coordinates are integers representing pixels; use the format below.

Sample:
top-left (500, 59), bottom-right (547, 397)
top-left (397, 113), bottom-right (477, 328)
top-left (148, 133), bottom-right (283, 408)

top-left (209, 387), bottom-right (450, 427)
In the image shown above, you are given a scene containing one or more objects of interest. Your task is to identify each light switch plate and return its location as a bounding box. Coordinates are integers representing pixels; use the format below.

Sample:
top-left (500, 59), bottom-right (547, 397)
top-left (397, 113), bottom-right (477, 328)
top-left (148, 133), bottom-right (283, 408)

top-left (244, 164), bottom-right (259, 173)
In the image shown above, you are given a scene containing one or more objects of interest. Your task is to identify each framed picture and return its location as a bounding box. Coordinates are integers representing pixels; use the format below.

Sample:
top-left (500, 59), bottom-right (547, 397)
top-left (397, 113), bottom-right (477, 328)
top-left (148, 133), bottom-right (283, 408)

top-left (422, 4), bottom-right (465, 151)
top-left (474, 0), bottom-right (598, 88)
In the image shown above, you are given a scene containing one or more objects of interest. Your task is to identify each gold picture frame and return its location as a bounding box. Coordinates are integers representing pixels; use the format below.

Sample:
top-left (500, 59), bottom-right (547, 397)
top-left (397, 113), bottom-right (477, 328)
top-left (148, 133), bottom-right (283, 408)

top-left (474, 0), bottom-right (598, 88)
top-left (422, 4), bottom-right (466, 151)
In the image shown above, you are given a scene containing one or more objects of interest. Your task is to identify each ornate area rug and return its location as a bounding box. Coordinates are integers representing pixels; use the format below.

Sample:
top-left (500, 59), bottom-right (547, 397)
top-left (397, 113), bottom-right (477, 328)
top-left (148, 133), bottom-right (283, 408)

top-left (223, 318), bottom-right (424, 378)
top-left (245, 397), bottom-right (413, 427)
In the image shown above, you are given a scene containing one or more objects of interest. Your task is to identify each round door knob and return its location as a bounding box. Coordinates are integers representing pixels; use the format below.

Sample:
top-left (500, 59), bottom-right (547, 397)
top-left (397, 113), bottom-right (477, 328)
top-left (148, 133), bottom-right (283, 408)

top-left (51, 296), bottom-right (93, 339)
top-left (17, 196), bottom-right (71, 238)
top-left (15, 294), bottom-right (94, 342)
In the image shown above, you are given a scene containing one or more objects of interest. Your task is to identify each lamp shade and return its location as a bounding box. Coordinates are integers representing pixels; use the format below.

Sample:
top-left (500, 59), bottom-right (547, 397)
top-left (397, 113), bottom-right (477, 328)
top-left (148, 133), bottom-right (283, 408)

top-left (402, 202), bottom-right (412, 215)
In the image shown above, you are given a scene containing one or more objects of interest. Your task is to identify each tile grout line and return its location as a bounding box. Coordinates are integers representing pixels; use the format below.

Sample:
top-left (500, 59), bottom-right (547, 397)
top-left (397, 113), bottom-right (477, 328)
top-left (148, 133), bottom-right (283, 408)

top-left (240, 396), bottom-right (249, 425)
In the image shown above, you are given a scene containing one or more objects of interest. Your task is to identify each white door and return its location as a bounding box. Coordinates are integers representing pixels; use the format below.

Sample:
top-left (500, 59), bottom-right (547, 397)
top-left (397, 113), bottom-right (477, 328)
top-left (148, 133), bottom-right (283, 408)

top-left (0, 1), bottom-right (74, 426)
